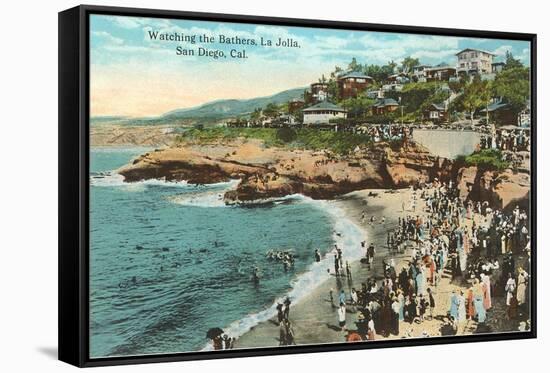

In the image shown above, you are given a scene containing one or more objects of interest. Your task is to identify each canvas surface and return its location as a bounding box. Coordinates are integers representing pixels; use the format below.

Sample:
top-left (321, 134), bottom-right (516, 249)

top-left (88, 13), bottom-right (533, 358)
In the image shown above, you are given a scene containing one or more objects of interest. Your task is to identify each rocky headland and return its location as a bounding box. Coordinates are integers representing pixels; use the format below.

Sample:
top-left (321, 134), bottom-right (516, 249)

top-left (116, 138), bottom-right (530, 209)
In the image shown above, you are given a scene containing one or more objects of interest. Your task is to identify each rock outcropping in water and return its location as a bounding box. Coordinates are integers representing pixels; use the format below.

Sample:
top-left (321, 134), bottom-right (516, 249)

top-left (118, 139), bottom-right (529, 208)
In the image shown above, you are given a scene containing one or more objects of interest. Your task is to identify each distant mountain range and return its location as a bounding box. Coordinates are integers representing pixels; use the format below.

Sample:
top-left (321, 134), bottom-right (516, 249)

top-left (161, 87), bottom-right (305, 120)
top-left (91, 87), bottom-right (305, 126)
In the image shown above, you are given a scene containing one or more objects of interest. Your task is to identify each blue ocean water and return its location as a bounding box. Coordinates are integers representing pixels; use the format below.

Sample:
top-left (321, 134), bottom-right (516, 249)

top-left (89, 147), bottom-right (347, 357)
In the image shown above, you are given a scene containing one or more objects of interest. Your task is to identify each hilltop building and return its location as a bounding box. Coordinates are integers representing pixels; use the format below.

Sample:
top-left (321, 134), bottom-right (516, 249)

top-left (456, 48), bottom-right (495, 75)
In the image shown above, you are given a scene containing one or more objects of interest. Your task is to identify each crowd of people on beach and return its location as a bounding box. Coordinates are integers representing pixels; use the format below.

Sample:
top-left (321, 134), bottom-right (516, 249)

top-left (207, 171), bottom-right (531, 350)
top-left (333, 180), bottom-right (531, 342)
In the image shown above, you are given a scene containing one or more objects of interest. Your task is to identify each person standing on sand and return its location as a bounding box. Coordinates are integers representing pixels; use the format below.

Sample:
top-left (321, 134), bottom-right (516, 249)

top-left (346, 261), bottom-right (352, 280)
top-left (416, 265), bottom-right (425, 296)
top-left (473, 281), bottom-right (487, 323)
top-left (285, 320), bottom-right (295, 345)
top-left (367, 317), bottom-right (376, 340)
top-left (457, 290), bottom-right (466, 323)
top-left (418, 294), bottom-right (427, 322)
top-left (351, 288), bottom-right (358, 307)
top-left (449, 290), bottom-right (459, 321)
top-left (334, 243), bottom-right (342, 255)
top-left (367, 243), bottom-right (376, 263)
top-left (339, 289), bottom-right (346, 306)
top-left (315, 249), bottom-right (321, 262)
top-left (397, 289), bottom-right (405, 321)
top-left (406, 295), bottom-right (418, 323)
top-left (399, 268), bottom-right (409, 293)
top-left (276, 303), bottom-right (284, 324)
top-left (334, 254), bottom-right (340, 275)
top-left (279, 321), bottom-right (288, 346)
top-left (283, 297), bottom-right (291, 321)
top-left (427, 288), bottom-right (435, 320)
top-left (391, 297), bottom-right (400, 335)
top-left (222, 335), bottom-right (232, 350)
top-left (338, 303), bottom-right (347, 331)
top-left (517, 267), bottom-right (528, 306)
top-left (466, 286), bottom-right (475, 320)
top-left (505, 273), bottom-right (516, 307)
top-left (481, 273), bottom-right (492, 310)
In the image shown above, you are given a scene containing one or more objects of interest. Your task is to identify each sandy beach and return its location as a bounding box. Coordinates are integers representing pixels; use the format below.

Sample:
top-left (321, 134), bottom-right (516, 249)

top-left (234, 187), bottom-right (528, 349)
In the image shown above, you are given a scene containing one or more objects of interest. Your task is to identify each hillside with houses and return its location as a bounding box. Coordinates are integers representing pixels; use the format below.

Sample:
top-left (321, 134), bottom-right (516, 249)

top-left (225, 48), bottom-right (530, 133)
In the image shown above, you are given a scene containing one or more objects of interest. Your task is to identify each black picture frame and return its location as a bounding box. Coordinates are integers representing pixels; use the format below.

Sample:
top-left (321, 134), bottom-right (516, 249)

top-left (59, 4), bottom-right (537, 367)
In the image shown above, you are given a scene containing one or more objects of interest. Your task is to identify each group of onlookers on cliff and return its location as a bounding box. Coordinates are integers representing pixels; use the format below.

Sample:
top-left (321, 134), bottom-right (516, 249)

top-left (480, 128), bottom-right (530, 152)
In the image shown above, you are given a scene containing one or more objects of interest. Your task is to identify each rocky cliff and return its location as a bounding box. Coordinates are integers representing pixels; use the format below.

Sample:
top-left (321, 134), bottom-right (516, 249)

top-left (456, 166), bottom-right (530, 211)
top-left (117, 139), bottom-right (529, 207)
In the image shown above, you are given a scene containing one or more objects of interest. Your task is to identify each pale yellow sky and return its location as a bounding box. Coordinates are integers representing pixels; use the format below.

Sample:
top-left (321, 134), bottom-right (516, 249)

top-left (90, 62), bottom-right (324, 117)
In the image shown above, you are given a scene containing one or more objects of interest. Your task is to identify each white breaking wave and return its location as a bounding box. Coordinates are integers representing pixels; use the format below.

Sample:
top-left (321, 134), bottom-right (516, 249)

top-left (202, 195), bottom-right (366, 351)
top-left (90, 172), bottom-right (191, 190)
top-left (91, 146), bottom-right (157, 154)
top-left (90, 171), bottom-right (240, 200)
top-left (170, 179), bottom-right (241, 207)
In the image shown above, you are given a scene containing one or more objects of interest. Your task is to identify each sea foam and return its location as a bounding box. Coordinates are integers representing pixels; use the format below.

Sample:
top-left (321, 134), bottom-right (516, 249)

top-left (90, 171), bottom-right (240, 199)
top-left (202, 195), bottom-right (366, 350)
top-left (170, 179), bottom-right (241, 207)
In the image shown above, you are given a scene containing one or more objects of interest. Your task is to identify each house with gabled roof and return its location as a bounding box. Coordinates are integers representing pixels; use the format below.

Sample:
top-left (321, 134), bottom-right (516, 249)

top-left (423, 103), bottom-right (449, 124)
top-left (302, 101), bottom-right (347, 125)
top-left (479, 99), bottom-right (517, 126)
top-left (337, 71), bottom-right (374, 100)
top-left (371, 98), bottom-right (399, 115)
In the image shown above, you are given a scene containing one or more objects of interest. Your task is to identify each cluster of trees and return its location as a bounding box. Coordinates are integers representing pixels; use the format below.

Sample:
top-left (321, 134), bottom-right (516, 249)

top-left (335, 52), bottom-right (529, 124)
top-left (247, 102), bottom-right (289, 124)
top-left (344, 56), bottom-right (418, 81)
top-left (451, 52), bottom-right (530, 124)
top-left (311, 56), bottom-right (446, 122)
